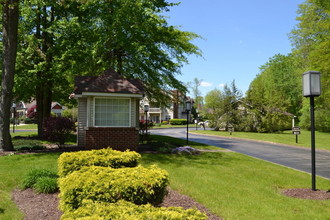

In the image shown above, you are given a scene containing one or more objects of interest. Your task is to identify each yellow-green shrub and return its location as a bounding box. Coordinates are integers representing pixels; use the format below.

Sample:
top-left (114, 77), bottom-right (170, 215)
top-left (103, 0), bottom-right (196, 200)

top-left (61, 200), bottom-right (207, 220)
top-left (59, 165), bottom-right (169, 212)
top-left (58, 148), bottom-right (141, 177)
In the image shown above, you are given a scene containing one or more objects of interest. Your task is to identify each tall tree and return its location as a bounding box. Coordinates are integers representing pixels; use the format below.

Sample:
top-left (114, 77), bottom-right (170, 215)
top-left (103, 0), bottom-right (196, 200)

top-left (222, 80), bottom-right (242, 130)
top-left (0, 0), bottom-right (19, 151)
top-left (246, 54), bottom-right (301, 132)
top-left (204, 88), bottom-right (225, 130)
top-left (15, 0), bottom-right (201, 136)
top-left (187, 77), bottom-right (204, 114)
top-left (290, 0), bottom-right (330, 131)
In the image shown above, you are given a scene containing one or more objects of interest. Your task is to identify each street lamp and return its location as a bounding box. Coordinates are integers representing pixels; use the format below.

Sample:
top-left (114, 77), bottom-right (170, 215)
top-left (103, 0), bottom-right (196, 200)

top-left (12, 103), bottom-right (16, 133)
top-left (185, 100), bottom-right (191, 144)
top-left (302, 71), bottom-right (321, 191)
top-left (144, 105), bottom-right (149, 141)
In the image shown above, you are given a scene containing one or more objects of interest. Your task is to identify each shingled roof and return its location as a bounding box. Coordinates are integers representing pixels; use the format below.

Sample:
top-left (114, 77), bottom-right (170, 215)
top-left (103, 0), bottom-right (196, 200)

top-left (73, 69), bottom-right (144, 95)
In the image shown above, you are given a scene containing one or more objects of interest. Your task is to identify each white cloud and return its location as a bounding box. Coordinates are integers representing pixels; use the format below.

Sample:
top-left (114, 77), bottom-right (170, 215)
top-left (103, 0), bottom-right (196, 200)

top-left (200, 81), bottom-right (213, 87)
top-left (219, 83), bottom-right (225, 88)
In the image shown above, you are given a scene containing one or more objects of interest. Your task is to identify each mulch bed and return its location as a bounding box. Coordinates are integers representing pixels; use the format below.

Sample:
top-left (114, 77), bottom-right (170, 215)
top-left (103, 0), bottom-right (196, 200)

top-left (12, 188), bottom-right (220, 220)
top-left (282, 188), bottom-right (330, 200)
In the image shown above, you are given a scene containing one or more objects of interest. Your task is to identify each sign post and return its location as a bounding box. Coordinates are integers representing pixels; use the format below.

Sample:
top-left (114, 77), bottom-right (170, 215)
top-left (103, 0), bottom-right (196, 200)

top-left (228, 125), bottom-right (234, 135)
top-left (292, 126), bottom-right (301, 143)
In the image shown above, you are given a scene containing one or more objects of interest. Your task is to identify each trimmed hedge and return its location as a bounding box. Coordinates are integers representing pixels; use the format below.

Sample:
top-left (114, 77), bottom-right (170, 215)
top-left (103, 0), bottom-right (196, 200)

top-left (61, 200), bottom-right (207, 220)
top-left (170, 119), bottom-right (187, 125)
top-left (59, 165), bottom-right (169, 212)
top-left (58, 148), bottom-right (141, 177)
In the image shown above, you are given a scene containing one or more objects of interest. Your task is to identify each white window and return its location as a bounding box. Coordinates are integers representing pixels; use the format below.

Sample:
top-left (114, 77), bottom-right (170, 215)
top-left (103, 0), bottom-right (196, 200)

top-left (94, 98), bottom-right (130, 127)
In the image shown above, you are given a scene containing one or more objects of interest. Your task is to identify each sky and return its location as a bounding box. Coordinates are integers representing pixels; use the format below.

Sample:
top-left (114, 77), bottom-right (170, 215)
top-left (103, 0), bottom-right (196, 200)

top-left (164, 0), bottom-right (305, 97)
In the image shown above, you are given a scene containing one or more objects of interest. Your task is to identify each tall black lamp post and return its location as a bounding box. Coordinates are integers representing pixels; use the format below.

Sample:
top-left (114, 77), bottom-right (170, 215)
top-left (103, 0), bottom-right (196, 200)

top-left (12, 103), bottom-right (16, 133)
top-left (185, 100), bottom-right (191, 144)
top-left (302, 71), bottom-right (321, 191)
top-left (144, 105), bottom-right (149, 140)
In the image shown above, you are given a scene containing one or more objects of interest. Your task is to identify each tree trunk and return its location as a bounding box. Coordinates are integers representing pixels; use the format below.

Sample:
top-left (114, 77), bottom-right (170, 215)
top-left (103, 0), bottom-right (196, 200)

top-left (0, 0), bottom-right (19, 151)
top-left (36, 5), bottom-right (54, 137)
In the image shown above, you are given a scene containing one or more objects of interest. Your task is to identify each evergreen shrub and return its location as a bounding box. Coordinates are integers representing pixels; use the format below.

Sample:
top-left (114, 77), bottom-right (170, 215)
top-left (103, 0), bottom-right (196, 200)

top-left (61, 200), bottom-right (207, 220)
top-left (58, 148), bottom-right (141, 177)
top-left (169, 119), bottom-right (187, 125)
top-left (58, 165), bottom-right (169, 212)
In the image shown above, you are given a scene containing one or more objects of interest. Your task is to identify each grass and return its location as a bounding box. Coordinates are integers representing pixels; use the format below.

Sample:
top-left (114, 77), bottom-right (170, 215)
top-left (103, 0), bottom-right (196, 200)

top-left (11, 131), bottom-right (76, 147)
top-left (10, 124), bottom-right (37, 130)
top-left (1, 133), bottom-right (329, 219)
top-left (191, 129), bottom-right (330, 151)
top-left (143, 135), bottom-right (222, 152)
top-left (141, 137), bottom-right (330, 220)
top-left (0, 153), bottom-right (60, 220)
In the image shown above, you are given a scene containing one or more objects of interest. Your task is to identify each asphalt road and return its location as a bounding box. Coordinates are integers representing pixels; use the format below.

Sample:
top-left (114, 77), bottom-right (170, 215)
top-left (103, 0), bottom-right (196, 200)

top-left (151, 128), bottom-right (330, 180)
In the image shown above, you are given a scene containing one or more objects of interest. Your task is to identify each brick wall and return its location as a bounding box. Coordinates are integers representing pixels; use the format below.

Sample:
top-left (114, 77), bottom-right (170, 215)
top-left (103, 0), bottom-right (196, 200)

top-left (85, 127), bottom-right (139, 151)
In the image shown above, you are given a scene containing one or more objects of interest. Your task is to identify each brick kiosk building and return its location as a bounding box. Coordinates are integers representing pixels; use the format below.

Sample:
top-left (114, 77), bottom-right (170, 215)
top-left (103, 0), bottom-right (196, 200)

top-left (72, 69), bottom-right (144, 151)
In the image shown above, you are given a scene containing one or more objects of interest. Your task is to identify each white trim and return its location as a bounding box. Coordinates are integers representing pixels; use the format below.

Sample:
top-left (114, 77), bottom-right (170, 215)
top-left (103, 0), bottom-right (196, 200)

top-left (87, 97), bottom-right (91, 127)
top-left (93, 97), bottom-right (132, 127)
top-left (76, 92), bottom-right (143, 99)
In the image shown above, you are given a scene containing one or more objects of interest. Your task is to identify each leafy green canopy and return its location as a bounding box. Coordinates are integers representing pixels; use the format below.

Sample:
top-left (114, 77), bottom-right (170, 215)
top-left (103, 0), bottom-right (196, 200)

top-left (14, 0), bottom-right (201, 106)
top-left (290, 0), bottom-right (330, 131)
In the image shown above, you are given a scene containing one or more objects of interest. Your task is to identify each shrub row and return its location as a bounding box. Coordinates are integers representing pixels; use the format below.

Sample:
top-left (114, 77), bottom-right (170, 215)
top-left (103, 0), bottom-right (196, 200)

top-left (58, 148), bottom-right (141, 177)
top-left (61, 200), bottom-right (207, 220)
top-left (58, 148), bottom-right (205, 219)
top-left (169, 119), bottom-right (187, 125)
top-left (59, 165), bottom-right (169, 212)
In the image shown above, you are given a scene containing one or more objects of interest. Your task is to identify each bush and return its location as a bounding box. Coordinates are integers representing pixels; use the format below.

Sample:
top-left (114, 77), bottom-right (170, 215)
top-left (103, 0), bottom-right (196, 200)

top-left (21, 169), bottom-right (58, 193)
top-left (27, 105), bottom-right (37, 119)
top-left (139, 120), bottom-right (154, 130)
top-left (58, 148), bottom-right (141, 177)
top-left (169, 119), bottom-right (187, 125)
top-left (14, 145), bottom-right (44, 151)
top-left (62, 108), bottom-right (78, 122)
top-left (161, 120), bottom-right (169, 125)
top-left (61, 200), bottom-right (207, 220)
top-left (58, 165), bottom-right (169, 212)
top-left (43, 116), bottom-right (75, 145)
top-left (34, 177), bottom-right (59, 194)
top-left (24, 117), bottom-right (34, 124)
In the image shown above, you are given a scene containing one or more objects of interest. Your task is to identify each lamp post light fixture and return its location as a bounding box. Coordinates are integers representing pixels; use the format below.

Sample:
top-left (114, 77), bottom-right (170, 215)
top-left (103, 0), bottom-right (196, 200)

top-left (185, 100), bottom-right (191, 144)
top-left (12, 103), bottom-right (16, 133)
top-left (302, 71), bottom-right (321, 191)
top-left (144, 105), bottom-right (149, 141)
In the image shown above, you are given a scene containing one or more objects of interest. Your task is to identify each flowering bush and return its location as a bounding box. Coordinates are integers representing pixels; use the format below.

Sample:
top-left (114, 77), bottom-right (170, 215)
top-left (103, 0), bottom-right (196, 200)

top-left (43, 116), bottom-right (75, 145)
top-left (171, 146), bottom-right (200, 155)
top-left (27, 105), bottom-right (37, 119)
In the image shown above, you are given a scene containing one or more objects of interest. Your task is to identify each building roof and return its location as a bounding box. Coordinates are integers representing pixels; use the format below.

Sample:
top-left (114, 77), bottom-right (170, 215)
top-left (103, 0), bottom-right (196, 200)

top-left (73, 69), bottom-right (144, 95)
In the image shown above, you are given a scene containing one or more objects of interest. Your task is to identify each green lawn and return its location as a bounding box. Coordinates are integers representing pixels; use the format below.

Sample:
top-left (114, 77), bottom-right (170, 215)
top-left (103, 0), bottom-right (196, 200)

top-left (0, 153), bottom-right (60, 220)
top-left (141, 137), bottom-right (330, 219)
top-left (11, 124), bottom-right (37, 130)
top-left (1, 134), bottom-right (329, 219)
top-left (11, 131), bottom-right (76, 147)
top-left (191, 129), bottom-right (330, 151)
